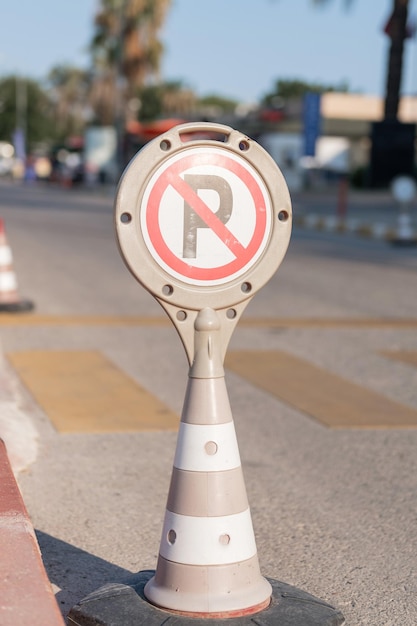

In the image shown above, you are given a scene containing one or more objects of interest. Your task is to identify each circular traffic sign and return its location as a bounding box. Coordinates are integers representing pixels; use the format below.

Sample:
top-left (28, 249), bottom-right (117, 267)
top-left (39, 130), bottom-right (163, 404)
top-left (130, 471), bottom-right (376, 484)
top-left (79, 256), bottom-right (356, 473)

top-left (141, 147), bottom-right (271, 286)
top-left (115, 122), bottom-right (292, 310)
top-left (391, 176), bottom-right (416, 204)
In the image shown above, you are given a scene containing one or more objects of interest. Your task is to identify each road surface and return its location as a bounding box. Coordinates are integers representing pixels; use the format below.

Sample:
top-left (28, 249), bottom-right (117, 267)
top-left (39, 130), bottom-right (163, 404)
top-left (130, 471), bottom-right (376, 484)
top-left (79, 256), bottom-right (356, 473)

top-left (0, 179), bottom-right (416, 625)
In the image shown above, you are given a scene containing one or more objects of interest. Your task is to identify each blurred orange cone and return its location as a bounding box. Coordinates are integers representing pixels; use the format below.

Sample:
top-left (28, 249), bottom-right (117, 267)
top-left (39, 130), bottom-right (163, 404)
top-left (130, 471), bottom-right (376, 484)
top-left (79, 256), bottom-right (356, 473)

top-left (0, 219), bottom-right (34, 312)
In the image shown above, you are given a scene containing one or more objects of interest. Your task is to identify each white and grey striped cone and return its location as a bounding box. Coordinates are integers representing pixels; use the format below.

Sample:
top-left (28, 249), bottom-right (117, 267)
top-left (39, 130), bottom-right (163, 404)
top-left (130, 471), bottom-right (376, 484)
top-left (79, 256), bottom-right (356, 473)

top-left (144, 308), bottom-right (272, 618)
top-left (0, 219), bottom-right (34, 312)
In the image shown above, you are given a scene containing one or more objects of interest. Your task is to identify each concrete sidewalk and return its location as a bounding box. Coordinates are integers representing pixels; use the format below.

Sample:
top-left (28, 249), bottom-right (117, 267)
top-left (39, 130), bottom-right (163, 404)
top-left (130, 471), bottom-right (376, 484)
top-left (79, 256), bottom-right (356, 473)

top-left (0, 348), bottom-right (63, 625)
top-left (0, 439), bottom-right (65, 626)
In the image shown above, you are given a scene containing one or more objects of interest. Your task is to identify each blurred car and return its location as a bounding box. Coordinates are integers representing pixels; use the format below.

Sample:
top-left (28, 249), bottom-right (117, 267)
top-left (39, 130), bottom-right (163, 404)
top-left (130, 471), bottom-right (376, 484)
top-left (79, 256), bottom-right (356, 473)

top-left (0, 142), bottom-right (15, 177)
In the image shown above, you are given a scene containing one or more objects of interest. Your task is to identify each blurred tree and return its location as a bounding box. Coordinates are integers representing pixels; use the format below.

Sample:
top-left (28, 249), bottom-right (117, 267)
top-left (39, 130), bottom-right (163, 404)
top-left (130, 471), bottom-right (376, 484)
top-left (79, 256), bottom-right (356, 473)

top-left (0, 76), bottom-right (54, 149)
top-left (46, 65), bottom-right (91, 140)
top-left (313, 0), bottom-right (411, 121)
top-left (163, 82), bottom-right (196, 117)
top-left (262, 78), bottom-right (348, 105)
top-left (89, 0), bottom-right (171, 125)
top-left (197, 94), bottom-right (239, 115)
top-left (137, 81), bottom-right (196, 121)
top-left (137, 84), bottom-right (164, 121)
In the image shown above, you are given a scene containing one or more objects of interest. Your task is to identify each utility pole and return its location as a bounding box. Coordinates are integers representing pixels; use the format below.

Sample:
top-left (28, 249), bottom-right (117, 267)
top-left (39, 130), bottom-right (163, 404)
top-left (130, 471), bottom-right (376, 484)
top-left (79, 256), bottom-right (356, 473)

top-left (115, 0), bottom-right (128, 176)
top-left (384, 0), bottom-right (409, 121)
top-left (14, 75), bottom-right (27, 161)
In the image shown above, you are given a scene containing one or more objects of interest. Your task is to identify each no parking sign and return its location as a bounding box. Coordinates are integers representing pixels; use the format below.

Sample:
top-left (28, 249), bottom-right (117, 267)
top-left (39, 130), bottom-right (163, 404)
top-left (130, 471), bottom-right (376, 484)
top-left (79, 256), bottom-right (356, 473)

top-left (70, 124), bottom-right (345, 624)
top-left (115, 122), bottom-right (292, 311)
top-left (141, 147), bottom-right (271, 285)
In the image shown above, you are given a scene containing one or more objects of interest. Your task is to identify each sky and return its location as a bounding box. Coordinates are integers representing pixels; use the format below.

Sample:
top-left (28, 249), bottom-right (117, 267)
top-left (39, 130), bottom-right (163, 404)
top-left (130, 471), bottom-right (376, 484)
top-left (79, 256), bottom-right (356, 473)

top-left (0, 0), bottom-right (416, 104)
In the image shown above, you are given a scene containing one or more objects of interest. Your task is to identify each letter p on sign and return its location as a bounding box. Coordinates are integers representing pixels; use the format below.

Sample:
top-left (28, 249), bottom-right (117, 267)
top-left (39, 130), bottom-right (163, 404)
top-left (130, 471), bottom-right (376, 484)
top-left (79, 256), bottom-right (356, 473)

top-left (183, 175), bottom-right (233, 259)
top-left (140, 147), bottom-right (273, 286)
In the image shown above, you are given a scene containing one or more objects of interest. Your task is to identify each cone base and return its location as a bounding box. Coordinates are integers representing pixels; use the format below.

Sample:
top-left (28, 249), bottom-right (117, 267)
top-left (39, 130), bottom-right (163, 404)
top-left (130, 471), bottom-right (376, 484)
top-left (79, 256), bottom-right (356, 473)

top-left (143, 555), bottom-right (271, 615)
top-left (68, 570), bottom-right (345, 626)
top-left (145, 596), bottom-right (270, 619)
top-left (389, 237), bottom-right (417, 247)
top-left (0, 298), bottom-right (35, 313)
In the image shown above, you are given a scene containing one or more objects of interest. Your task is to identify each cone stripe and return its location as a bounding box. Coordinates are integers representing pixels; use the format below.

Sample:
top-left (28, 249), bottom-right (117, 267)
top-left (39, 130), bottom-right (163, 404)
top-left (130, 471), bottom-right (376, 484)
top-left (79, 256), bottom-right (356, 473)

top-left (0, 271), bottom-right (18, 291)
top-left (173, 422), bottom-right (241, 472)
top-left (0, 219), bottom-right (33, 311)
top-left (181, 378), bottom-right (233, 425)
top-left (167, 467), bottom-right (248, 517)
top-left (148, 554), bottom-right (271, 614)
top-left (158, 509), bottom-right (257, 565)
top-left (0, 246), bottom-right (13, 266)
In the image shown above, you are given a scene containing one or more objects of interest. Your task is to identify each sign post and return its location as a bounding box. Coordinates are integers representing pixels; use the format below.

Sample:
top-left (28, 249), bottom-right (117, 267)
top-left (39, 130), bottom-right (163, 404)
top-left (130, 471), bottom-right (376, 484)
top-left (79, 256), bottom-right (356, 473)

top-left (303, 92), bottom-right (321, 158)
top-left (68, 123), bottom-right (344, 625)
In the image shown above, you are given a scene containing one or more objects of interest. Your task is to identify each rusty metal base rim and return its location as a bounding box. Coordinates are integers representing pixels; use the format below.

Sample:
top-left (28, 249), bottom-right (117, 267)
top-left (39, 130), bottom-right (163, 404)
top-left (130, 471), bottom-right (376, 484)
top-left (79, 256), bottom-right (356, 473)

top-left (146, 594), bottom-right (271, 619)
top-left (67, 569), bottom-right (346, 625)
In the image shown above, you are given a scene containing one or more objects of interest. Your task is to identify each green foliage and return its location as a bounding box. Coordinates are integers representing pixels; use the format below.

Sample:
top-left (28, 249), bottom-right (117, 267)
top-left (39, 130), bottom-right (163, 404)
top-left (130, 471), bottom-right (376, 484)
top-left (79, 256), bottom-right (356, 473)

top-left (311, 0), bottom-right (353, 8)
top-left (46, 65), bottom-right (91, 140)
top-left (197, 94), bottom-right (238, 114)
top-left (137, 84), bottom-right (164, 121)
top-left (137, 81), bottom-right (193, 121)
top-left (91, 0), bottom-right (170, 86)
top-left (0, 78), bottom-right (16, 142)
top-left (46, 65), bottom-right (90, 91)
top-left (0, 76), bottom-right (56, 149)
top-left (262, 78), bottom-right (349, 105)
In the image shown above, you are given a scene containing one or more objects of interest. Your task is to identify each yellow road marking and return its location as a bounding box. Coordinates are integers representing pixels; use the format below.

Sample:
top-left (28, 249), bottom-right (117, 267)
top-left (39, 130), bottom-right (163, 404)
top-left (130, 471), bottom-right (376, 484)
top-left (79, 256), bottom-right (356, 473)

top-left (239, 318), bottom-right (417, 329)
top-left (7, 350), bottom-right (179, 434)
top-left (226, 350), bottom-right (417, 429)
top-left (0, 314), bottom-right (171, 327)
top-left (380, 350), bottom-right (417, 368)
top-left (0, 314), bottom-right (417, 328)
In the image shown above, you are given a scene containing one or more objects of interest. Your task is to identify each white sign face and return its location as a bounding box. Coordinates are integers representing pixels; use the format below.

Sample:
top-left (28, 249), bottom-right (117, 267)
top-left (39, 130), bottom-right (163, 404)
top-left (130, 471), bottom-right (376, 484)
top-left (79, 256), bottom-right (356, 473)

top-left (391, 176), bottom-right (416, 204)
top-left (140, 147), bottom-right (272, 286)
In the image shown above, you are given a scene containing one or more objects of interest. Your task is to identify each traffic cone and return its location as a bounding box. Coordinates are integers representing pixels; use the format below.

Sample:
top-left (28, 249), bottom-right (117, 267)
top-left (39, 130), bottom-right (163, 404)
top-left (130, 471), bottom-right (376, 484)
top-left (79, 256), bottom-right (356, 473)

top-left (67, 311), bottom-right (345, 624)
top-left (0, 219), bottom-right (34, 312)
top-left (144, 308), bottom-right (272, 618)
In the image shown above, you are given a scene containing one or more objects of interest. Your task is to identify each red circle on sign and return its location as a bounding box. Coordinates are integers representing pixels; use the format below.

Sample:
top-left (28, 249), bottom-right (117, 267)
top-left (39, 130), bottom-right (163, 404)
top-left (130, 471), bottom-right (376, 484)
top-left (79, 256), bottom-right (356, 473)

top-left (145, 151), bottom-right (269, 282)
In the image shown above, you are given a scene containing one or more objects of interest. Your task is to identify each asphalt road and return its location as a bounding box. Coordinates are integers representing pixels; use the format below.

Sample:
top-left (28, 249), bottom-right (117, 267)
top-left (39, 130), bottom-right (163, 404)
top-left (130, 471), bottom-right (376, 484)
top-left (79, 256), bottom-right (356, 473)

top-left (0, 179), bottom-right (416, 625)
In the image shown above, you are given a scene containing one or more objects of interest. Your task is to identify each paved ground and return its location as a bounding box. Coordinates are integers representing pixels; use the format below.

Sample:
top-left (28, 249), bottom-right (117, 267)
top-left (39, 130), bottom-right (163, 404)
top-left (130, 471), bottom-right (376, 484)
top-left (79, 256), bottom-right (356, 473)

top-left (293, 186), bottom-right (417, 241)
top-left (0, 179), bottom-right (416, 625)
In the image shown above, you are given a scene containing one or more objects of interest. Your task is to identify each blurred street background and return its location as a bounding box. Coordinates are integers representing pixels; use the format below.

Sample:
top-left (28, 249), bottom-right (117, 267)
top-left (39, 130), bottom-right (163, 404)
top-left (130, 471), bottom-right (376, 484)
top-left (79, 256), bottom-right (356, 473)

top-left (0, 0), bottom-right (416, 192)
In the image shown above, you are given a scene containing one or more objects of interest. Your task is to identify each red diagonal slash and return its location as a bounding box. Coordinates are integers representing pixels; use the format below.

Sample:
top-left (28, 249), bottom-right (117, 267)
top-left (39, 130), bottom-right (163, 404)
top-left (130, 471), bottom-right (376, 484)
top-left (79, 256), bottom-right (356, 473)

top-left (167, 171), bottom-right (247, 259)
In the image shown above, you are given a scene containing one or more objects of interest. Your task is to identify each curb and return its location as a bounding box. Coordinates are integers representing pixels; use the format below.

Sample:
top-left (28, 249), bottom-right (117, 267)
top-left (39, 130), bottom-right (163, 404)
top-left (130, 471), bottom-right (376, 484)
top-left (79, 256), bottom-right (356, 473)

top-left (294, 214), bottom-right (417, 243)
top-left (0, 438), bottom-right (65, 626)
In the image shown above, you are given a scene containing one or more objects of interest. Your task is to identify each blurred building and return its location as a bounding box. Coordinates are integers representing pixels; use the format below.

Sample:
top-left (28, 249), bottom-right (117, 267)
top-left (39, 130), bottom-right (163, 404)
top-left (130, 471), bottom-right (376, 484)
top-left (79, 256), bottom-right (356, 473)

top-left (250, 92), bottom-right (417, 190)
top-left (321, 92), bottom-right (417, 171)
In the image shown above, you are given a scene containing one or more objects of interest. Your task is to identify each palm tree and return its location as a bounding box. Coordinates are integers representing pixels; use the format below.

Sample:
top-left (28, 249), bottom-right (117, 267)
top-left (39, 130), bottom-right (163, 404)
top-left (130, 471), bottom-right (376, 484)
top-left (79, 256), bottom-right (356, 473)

top-left (315, 0), bottom-right (414, 184)
top-left (47, 66), bottom-right (91, 138)
top-left (313, 0), bottom-right (411, 121)
top-left (382, 0), bottom-right (410, 120)
top-left (89, 0), bottom-right (171, 125)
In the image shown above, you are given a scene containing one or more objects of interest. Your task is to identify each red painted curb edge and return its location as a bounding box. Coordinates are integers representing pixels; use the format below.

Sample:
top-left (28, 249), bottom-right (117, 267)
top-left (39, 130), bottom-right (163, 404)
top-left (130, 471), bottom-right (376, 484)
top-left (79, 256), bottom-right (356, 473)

top-left (0, 438), bottom-right (65, 626)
